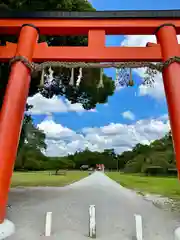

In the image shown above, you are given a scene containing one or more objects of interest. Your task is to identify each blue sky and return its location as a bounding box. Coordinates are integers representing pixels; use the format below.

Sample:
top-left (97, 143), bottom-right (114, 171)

top-left (90, 0), bottom-right (180, 11)
top-left (28, 0), bottom-right (177, 156)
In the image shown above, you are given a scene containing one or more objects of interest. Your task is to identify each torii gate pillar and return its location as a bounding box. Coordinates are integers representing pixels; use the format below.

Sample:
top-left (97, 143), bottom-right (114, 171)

top-left (156, 24), bottom-right (180, 178)
top-left (0, 24), bottom-right (38, 227)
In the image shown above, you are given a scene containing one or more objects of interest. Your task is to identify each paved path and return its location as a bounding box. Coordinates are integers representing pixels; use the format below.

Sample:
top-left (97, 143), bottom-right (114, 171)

top-left (7, 172), bottom-right (180, 239)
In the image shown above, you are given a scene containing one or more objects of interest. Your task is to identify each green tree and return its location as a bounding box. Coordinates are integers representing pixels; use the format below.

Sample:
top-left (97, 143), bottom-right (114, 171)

top-left (124, 154), bottom-right (145, 173)
top-left (15, 106), bottom-right (47, 170)
top-left (119, 131), bottom-right (176, 175)
top-left (117, 150), bottom-right (136, 169)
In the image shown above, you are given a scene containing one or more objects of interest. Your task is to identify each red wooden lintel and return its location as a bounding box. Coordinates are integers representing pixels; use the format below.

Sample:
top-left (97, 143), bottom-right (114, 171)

top-left (0, 42), bottom-right (165, 62)
top-left (1, 18), bottom-right (180, 35)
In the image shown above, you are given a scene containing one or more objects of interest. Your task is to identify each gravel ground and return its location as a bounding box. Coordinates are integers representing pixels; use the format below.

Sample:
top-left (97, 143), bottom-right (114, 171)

top-left (6, 172), bottom-right (180, 239)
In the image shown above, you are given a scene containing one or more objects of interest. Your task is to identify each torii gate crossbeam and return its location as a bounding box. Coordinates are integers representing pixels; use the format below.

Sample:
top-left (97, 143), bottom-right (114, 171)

top-left (0, 10), bottom-right (180, 233)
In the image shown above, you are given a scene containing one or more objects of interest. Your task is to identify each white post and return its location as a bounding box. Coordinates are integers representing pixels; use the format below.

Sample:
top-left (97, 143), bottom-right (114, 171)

top-left (45, 212), bottom-right (52, 237)
top-left (134, 214), bottom-right (143, 240)
top-left (102, 164), bottom-right (105, 172)
top-left (175, 227), bottom-right (180, 240)
top-left (0, 219), bottom-right (15, 239)
top-left (89, 205), bottom-right (96, 238)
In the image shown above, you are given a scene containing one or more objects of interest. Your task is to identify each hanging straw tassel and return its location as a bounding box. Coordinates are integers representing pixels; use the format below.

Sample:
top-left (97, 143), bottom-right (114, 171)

top-left (39, 68), bottom-right (45, 87)
top-left (115, 68), bottom-right (120, 87)
top-left (69, 68), bottom-right (74, 86)
top-left (48, 67), bottom-right (54, 80)
top-left (128, 68), bottom-right (134, 87)
top-left (58, 77), bottom-right (62, 86)
top-left (97, 68), bottom-right (104, 88)
top-left (76, 68), bottom-right (83, 87)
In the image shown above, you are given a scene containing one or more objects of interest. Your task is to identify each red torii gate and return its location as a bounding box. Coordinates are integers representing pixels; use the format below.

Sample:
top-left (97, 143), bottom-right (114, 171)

top-left (0, 9), bottom-right (180, 226)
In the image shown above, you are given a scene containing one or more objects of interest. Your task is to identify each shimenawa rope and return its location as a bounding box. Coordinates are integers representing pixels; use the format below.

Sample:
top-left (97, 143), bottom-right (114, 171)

top-left (9, 55), bottom-right (180, 89)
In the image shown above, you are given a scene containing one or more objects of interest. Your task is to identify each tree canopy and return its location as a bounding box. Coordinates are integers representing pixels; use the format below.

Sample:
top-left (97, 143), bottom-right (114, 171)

top-left (117, 131), bottom-right (176, 175)
top-left (15, 104), bottom-right (47, 170)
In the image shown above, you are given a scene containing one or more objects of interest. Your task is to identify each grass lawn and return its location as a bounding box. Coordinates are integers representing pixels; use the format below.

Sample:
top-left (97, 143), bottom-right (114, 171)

top-left (107, 172), bottom-right (180, 200)
top-left (11, 171), bottom-right (88, 187)
top-left (11, 171), bottom-right (180, 200)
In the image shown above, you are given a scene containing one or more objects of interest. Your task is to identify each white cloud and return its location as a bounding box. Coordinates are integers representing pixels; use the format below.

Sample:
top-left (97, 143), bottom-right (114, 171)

top-left (37, 116), bottom-right (76, 140)
top-left (64, 99), bottom-right (85, 113)
top-left (27, 93), bottom-right (97, 115)
top-left (37, 115), bottom-right (170, 157)
top-left (27, 94), bottom-right (67, 115)
top-left (157, 113), bottom-right (169, 121)
top-left (121, 35), bottom-right (180, 100)
top-left (122, 110), bottom-right (135, 120)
